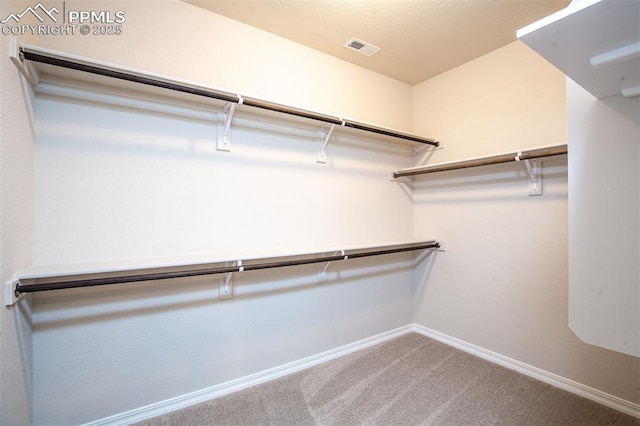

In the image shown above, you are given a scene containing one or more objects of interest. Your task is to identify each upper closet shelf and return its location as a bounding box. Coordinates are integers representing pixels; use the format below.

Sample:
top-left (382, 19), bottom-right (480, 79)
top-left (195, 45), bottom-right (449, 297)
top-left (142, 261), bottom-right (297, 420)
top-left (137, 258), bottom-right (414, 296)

top-left (9, 39), bottom-right (439, 148)
top-left (517, 0), bottom-right (640, 99)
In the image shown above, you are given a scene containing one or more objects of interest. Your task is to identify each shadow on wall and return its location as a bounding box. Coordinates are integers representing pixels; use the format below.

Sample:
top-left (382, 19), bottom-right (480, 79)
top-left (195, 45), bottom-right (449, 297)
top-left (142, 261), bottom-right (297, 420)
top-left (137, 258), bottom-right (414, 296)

top-left (30, 252), bottom-right (427, 331)
top-left (34, 92), bottom-right (412, 175)
top-left (32, 94), bottom-right (415, 265)
top-left (412, 248), bottom-right (440, 307)
top-left (411, 156), bottom-right (569, 204)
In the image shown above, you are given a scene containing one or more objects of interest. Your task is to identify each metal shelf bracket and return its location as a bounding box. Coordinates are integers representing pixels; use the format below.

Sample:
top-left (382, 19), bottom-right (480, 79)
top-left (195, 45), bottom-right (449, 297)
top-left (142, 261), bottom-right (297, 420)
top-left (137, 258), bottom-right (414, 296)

top-left (317, 123), bottom-right (336, 163)
top-left (516, 153), bottom-right (542, 196)
top-left (217, 97), bottom-right (242, 152)
top-left (219, 260), bottom-right (242, 300)
top-left (318, 120), bottom-right (346, 163)
top-left (318, 250), bottom-right (347, 282)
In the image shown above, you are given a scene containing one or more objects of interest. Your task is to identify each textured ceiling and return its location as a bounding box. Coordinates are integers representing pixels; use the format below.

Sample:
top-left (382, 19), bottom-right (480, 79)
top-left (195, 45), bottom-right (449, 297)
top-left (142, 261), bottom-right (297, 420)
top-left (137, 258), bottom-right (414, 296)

top-left (182, 0), bottom-right (571, 85)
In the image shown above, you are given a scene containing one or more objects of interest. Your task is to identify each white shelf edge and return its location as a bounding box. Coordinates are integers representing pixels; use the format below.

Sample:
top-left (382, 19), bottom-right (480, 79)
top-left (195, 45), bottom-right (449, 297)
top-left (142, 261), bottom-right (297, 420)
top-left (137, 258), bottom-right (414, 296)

top-left (394, 142), bottom-right (567, 175)
top-left (14, 40), bottom-right (437, 148)
top-left (16, 238), bottom-right (438, 282)
top-left (517, 0), bottom-right (640, 99)
top-left (516, 0), bottom-right (602, 38)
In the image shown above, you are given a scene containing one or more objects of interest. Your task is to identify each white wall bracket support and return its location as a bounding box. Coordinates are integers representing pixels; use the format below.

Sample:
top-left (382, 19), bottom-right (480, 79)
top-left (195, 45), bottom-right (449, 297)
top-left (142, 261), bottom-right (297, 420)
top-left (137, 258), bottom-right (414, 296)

top-left (318, 250), bottom-right (346, 283)
top-left (516, 154), bottom-right (542, 196)
top-left (217, 98), bottom-right (242, 152)
top-left (317, 123), bottom-right (337, 163)
top-left (219, 260), bottom-right (241, 300)
top-left (9, 36), bottom-right (39, 86)
top-left (5, 279), bottom-right (23, 307)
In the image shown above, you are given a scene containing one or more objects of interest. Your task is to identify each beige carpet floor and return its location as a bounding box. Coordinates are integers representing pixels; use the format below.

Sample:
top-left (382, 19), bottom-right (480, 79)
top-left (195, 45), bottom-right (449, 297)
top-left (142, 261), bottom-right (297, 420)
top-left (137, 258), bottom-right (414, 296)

top-left (135, 333), bottom-right (639, 425)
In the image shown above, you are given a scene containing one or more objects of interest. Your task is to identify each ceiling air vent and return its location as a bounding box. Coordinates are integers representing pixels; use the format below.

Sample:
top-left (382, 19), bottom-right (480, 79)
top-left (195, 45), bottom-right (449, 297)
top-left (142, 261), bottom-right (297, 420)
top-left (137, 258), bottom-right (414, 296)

top-left (344, 38), bottom-right (381, 57)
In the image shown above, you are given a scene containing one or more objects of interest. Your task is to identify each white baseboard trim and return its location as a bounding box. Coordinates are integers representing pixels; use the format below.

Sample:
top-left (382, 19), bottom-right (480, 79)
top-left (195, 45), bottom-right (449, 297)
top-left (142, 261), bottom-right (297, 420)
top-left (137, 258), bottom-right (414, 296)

top-left (412, 324), bottom-right (640, 419)
top-left (86, 323), bottom-right (639, 425)
top-left (84, 324), bottom-right (414, 426)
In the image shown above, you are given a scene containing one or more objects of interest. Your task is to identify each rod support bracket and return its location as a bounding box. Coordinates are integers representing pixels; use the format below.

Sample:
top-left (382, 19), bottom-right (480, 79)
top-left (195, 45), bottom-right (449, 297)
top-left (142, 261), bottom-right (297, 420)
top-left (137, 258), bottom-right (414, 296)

top-left (219, 260), bottom-right (242, 300)
top-left (5, 279), bottom-right (23, 307)
top-left (318, 250), bottom-right (346, 283)
top-left (317, 123), bottom-right (336, 163)
top-left (515, 153), bottom-right (542, 196)
top-left (217, 98), bottom-right (241, 152)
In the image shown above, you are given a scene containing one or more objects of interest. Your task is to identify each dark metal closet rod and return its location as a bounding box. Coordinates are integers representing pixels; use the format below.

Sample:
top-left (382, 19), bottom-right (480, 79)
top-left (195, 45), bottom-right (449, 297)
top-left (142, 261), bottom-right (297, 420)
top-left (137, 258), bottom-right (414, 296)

top-left (20, 49), bottom-right (439, 147)
top-left (392, 144), bottom-right (567, 178)
top-left (14, 241), bottom-right (440, 294)
top-left (21, 51), bottom-right (239, 103)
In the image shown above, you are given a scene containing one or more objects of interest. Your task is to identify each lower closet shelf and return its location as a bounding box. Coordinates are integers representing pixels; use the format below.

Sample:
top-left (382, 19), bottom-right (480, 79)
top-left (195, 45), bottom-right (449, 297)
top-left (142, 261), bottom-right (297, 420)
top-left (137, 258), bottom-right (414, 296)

top-left (6, 239), bottom-right (440, 303)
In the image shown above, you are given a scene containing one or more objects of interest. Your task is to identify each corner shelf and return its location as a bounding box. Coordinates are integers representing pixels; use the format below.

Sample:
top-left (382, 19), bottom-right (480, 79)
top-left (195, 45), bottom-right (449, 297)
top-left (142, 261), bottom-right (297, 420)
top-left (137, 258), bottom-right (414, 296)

top-left (517, 0), bottom-right (640, 99)
top-left (392, 143), bottom-right (567, 196)
top-left (392, 143), bottom-right (567, 178)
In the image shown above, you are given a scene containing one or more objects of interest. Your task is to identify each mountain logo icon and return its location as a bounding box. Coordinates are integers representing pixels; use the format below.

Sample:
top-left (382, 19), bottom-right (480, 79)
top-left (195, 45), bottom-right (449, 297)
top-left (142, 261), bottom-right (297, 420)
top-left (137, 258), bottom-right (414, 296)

top-left (2, 3), bottom-right (59, 24)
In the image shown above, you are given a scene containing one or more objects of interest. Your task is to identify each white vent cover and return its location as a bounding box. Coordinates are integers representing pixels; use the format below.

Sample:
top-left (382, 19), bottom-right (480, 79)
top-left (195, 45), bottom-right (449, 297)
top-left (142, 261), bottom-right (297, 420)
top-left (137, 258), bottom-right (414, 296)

top-left (344, 38), bottom-right (381, 57)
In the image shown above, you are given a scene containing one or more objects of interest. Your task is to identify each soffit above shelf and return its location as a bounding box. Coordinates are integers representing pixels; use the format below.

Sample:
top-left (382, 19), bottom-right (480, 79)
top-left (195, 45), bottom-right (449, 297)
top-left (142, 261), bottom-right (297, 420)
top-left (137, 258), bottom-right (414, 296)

top-left (517, 0), bottom-right (640, 99)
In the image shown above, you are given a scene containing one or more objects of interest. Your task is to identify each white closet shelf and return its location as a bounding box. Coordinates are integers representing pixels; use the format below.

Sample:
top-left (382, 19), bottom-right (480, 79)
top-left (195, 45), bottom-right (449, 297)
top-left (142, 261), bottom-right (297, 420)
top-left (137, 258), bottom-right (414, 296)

top-left (9, 38), bottom-right (438, 148)
top-left (517, 0), bottom-right (640, 99)
top-left (392, 143), bottom-right (567, 178)
top-left (5, 239), bottom-right (441, 305)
